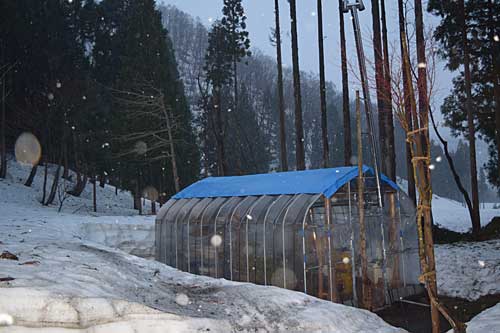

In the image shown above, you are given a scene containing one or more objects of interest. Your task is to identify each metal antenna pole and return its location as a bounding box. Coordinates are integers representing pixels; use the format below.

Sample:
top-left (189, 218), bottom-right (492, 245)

top-left (343, 0), bottom-right (383, 208)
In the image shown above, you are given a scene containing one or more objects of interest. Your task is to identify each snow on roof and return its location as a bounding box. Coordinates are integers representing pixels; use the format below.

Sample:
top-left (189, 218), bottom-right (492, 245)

top-left (173, 165), bottom-right (399, 199)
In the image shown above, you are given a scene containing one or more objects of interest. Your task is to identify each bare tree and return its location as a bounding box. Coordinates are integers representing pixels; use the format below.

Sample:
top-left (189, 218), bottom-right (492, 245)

top-left (112, 84), bottom-right (180, 193)
top-left (288, 0), bottom-right (305, 170)
top-left (317, 0), bottom-right (329, 168)
top-left (397, 0), bottom-right (416, 205)
top-left (380, 0), bottom-right (396, 181)
top-left (338, 0), bottom-right (352, 166)
top-left (356, 90), bottom-right (370, 309)
top-left (273, 0), bottom-right (288, 171)
top-left (389, 1), bottom-right (465, 330)
top-left (371, 0), bottom-right (387, 176)
top-left (458, 0), bottom-right (481, 237)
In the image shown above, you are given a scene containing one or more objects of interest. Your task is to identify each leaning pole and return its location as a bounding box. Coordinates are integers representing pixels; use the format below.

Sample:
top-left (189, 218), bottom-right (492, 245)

top-left (342, 0), bottom-right (383, 208)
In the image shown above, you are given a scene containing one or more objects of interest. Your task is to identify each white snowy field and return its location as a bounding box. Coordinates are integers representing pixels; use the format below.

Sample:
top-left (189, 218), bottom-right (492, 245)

top-left (0, 159), bottom-right (405, 332)
top-left (397, 178), bottom-right (500, 233)
top-left (431, 195), bottom-right (499, 233)
top-left (435, 240), bottom-right (500, 301)
top-left (0, 159), bottom-right (498, 332)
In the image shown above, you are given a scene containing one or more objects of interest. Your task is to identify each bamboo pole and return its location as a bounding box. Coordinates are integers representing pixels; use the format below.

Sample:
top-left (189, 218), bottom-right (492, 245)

top-left (356, 90), bottom-right (370, 309)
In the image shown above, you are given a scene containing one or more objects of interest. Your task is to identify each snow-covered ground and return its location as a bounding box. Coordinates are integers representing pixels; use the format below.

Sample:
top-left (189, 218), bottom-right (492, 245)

top-left (1, 159), bottom-right (499, 332)
top-left (0, 160), bottom-right (405, 332)
top-left (431, 195), bottom-right (499, 233)
top-left (435, 240), bottom-right (500, 301)
top-left (397, 178), bottom-right (499, 233)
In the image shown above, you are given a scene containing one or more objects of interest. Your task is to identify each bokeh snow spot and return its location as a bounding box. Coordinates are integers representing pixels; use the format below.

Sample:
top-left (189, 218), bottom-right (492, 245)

top-left (0, 313), bottom-right (14, 327)
top-left (210, 235), bottom-right (222, 248)
top-left (175, 293), bottom-right (189, 306)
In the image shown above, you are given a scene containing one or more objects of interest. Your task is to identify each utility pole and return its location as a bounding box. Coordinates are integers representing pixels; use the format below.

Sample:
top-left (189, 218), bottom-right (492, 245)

top-left (342, 0), bottom-right (382, 208)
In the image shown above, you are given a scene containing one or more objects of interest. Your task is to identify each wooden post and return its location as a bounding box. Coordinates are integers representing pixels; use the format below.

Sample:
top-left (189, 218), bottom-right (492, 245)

top-left (324, 197), bottom-right (337, 302)
top-left (388, 193), bottom-right (401, 288)
top-left (356, 90), bottom-right (370, 309)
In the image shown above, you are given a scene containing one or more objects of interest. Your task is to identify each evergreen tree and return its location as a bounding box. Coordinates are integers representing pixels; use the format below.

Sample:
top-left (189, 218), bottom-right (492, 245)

top-left (428, 0), bottom-right (500, 188)
top-left (220, 0), bottom-right (251, 118)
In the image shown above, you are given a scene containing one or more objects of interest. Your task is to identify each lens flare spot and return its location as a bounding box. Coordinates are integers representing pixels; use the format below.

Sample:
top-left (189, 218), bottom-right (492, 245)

top-left (142, 186), bottom-right (159, 201)
top-left (271, 267), bottom-right (297, 289)
top-left (134, 141), bottom-right (148, 155)
top-left (210, 234), bottom-right (222, 248)
top-left (0, 313), bottom-right (14, 327)
top-left (175, 293), bottom-right (189, 306)
top-left (15, 132), bottom-right (42, 166)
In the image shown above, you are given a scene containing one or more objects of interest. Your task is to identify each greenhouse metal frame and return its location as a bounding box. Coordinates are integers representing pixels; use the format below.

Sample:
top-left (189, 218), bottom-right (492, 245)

top-left (156, 166), bottom-right (423, 309)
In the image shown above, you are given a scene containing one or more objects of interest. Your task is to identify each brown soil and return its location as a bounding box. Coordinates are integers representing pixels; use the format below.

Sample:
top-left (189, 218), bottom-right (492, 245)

top-left (376, 293), bottom-right (500, 333)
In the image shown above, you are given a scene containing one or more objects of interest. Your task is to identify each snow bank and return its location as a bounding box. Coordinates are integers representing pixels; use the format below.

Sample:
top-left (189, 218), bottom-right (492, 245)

top-left (0, 164), bottom-right (405, 332)
top-left (81, 220), bottom-right (155, 258)
top-left (0, 210), bottom-right (405, 332)
top-left (436, 240), bottom-right (500, 300)
top-left (447, 302), bottom-right (500, 333)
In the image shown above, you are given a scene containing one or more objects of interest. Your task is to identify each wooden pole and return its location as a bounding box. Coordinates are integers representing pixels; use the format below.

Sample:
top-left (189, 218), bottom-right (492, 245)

top-left (324, 197), bottom-right (337, 302)
top-left (389, 193), bottom-right (401, 288)
top-left (356, 90), bottom-right (370, 309)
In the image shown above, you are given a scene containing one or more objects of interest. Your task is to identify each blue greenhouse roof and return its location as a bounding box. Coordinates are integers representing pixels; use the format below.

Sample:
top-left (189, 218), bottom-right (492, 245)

top-left (173, 166), bottom-right (398, 199)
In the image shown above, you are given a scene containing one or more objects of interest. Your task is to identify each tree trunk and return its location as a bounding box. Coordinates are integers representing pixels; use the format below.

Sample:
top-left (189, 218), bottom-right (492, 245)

top-left (68, 171), bottom-right (87, 197)
top-left (490, 0), bottom-right (500, 183)
top-left (214, 88), bottom-right (227, 176)
top-left (24, 163), bottom-right (38, 187)
top-left (41, 158), bottom-right (48, 204)
top-left (289, 0), bottom-right (305, 170)
top-left (92, 173), bottom-right (97, 213)
top-left (380, 0), bottom-right (396, 181)
top-left (0, 74), bottom-right (6, 179)
top-left (371, 0), bottom-right (387, 176)
top-left (62, 141), bottom-right (69, 180)
top-left (339, 0), bottom-right (351, 166)
top-left (398, 0), bottom-right (416, 206)
top-left (356, 90), bottom-right (370, 309)
top-left (274, 0), bottom-right (288, 171)
top-left (134, 177), bottom-right (142, 215)
top-left (458, 0), bottom-right (481, 237)
top-left (430, 106), bottom-right (475, 227)
top-left (317, 0), bottom-right (329, 168)
top-left (163, 105), bottom-right (180, 193)
top-left (414, 0), bottom-right (439, 330)
top-left (45, 161), bottom-right (62, 206)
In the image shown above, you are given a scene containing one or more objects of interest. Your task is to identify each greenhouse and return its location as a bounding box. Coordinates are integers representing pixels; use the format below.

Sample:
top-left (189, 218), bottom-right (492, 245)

top-left (155, 166), bottom-right (423, 310)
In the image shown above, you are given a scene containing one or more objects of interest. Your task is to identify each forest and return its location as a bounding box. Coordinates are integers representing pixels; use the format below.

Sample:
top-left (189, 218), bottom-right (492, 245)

top-left (0, 1), bottom-right (498, 210)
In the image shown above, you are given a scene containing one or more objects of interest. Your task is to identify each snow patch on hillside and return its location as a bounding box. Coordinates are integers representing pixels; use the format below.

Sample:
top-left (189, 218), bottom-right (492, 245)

top-left (397, 178), bottom-right (499, 233)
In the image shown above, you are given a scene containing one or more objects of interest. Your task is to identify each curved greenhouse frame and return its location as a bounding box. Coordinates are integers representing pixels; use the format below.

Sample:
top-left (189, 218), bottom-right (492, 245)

top-left (156, 166), bottom-right (423, 309)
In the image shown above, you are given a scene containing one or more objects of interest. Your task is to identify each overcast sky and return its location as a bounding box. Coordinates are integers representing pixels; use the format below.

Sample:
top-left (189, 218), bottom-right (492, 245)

top-left (158, 0), bottom-right (492, 159)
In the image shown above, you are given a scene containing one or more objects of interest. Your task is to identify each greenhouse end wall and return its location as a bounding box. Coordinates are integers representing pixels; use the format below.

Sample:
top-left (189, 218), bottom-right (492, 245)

top-left (156, 182), bottom-right (423, 309)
